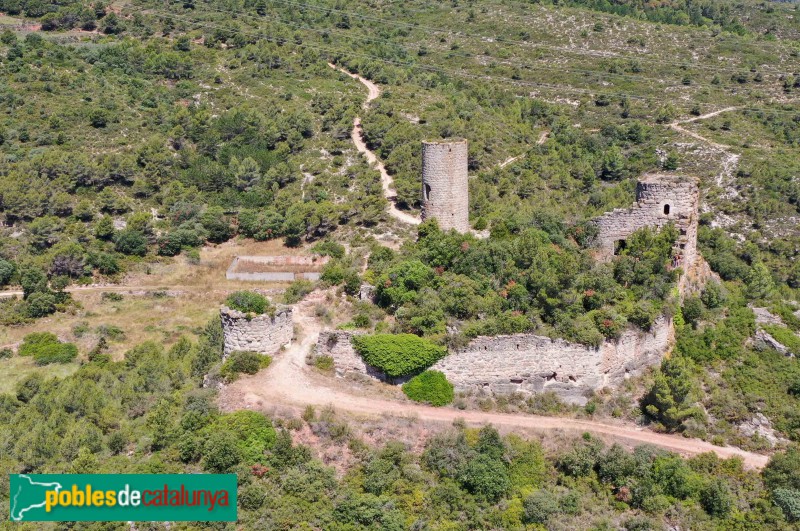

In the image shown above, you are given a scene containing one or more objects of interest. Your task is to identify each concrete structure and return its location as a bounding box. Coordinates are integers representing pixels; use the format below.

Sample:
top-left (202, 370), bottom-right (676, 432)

top-left (226, 255), bottom-right (329, 282)
top-left (220, 305), bottom-right (294, 357)
top-left (421, 140), bottom-right (469, 233)
top-left (594, 174), bottom-right (699, 275)
top-left (315, 316), bottom-right (673, 404)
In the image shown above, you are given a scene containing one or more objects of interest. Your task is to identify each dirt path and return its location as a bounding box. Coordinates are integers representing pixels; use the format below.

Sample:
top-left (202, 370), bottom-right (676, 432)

top-left (0, 284), bottom-right (262, 299)
top-left (668, 106), bottom-right (741, 196)
top-left (219, 292), bottom-right (770, 470)
top-left (329, 63), bottom-right (421, 226)
top-left (498, 130), bottom-right (549, 168)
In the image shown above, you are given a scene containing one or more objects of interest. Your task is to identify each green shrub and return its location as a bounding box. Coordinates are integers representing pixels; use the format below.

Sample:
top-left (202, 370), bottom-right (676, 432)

top-left (0, 259), bottom-right (15, 286)
top-left (114, 229), bottom-right (148, 257)
top-left (211, 410), bottom-right (276, 464)
top-left (225, 291), bottom-right (271, 315)
top-left (35, 343), bottom-right (78, 365)
top-left (314, 355), bottom-right (334, 372)
top-left (351, 334), bottom-right (447, 378)
top-left (25, 291), bottom-right (57, 318)
top-left (458, 454), bottom-right (510, 501)
top-left (284, 280), bottom-right (314, 304)
top-left (312, 240), bottom-right (345, 259)
top-left (19, 332), bottom-right (78, 365)
top-left (18, 332), bottom-right (60, 356)
top-left (101, 292), bottom-right (123, 302)
top-left (523, 490), bottom-right (559, 524)
top-left (773, 488), bottom-right (800, 522)
top-left (220, 351), bottom-right (271, 382)
top-left (763, 325), bottom-right (800, 356)
top-left (402, 370), bottom-right (454, 406)
top-left (0, 347), bottom-right (13, 359)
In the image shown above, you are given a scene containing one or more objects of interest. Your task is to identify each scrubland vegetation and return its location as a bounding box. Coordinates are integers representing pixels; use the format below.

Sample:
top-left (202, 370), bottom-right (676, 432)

top-left (0, 0), bottom-right (799, 527)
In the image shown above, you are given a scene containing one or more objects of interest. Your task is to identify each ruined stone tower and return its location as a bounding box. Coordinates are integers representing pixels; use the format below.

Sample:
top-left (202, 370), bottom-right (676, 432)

top-left (421, 139), bottom-right (469, 233)
top-left (594, 173), bottom-right (699, 273)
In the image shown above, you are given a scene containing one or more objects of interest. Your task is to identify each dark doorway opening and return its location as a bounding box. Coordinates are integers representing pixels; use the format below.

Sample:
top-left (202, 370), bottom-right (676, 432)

top-left (614, 239), bottom-right (627, 255)
top-left (663, 204), bottom-right (671, 215)
top-left (423, 183), bottom-right (431, 201)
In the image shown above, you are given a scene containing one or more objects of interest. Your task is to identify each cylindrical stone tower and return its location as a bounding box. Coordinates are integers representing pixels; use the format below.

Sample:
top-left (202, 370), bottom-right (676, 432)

top-left (421, 139), bottom-right (469, 233)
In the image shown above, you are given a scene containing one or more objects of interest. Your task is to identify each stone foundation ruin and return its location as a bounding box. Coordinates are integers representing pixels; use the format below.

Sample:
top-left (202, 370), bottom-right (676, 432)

top-left (316, 316), bottom-right (673, 404)
top-left (226, 255), bottom-right (329, 282)
top-left (220, 305), bottom-right (294, 357)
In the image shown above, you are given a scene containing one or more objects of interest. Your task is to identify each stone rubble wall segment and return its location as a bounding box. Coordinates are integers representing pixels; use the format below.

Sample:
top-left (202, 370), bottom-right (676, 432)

top-left (220, 305), bottom-right (294, 358)
top-left (315, 317), bottom-right (673, 405)
top-left (594, 175), bottom-right (699, 274)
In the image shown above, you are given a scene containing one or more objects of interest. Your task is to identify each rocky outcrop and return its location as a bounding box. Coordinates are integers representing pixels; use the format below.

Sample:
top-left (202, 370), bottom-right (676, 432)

top-left (738, 413), bottom-right (782, 446)
top-left (753, 329), bottom-right (792, 357)
top-left (220, 305), bottom-right (293, 358)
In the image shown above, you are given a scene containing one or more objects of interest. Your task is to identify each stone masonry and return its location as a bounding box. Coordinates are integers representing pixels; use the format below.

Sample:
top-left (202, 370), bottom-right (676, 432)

top-left (220, 305), bottom-right (294, 358)
top-left (421, 140), bottom-right (469, 233)
top-left (594, 174), bottom-right (699, 277)
top-left (315, 317), bottom-right (673, 404)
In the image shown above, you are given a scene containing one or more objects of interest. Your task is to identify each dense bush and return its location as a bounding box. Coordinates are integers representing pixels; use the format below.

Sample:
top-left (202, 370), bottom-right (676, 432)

top-left (114, 230), bottom-right (148, 257)
top-left (402, 370), bottom-right (454, 406)
top-left (283, 280), bottom-right (315, 304)
top-left (25, 291), bottom-right (57, 318)
top-left (225, 291), bottom-right (272, 315)
top-left (18, 332), bottom-right (78, 365)
top-left (351, 334), bottom-right (447, 378)
top-left (0, 259), bottom-right (15, 286)
top-left (641, 355), bottom-right (703, 431)
top-left (220, 351), bottom-right (271, 382)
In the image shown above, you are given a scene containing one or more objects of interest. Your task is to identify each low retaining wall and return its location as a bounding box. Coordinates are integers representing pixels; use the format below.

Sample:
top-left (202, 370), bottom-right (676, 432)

top-left (226, 256), bottom-right (327, 282)
top-left (221, 305), bottom-right (294, 357)
top-left (315, 317), bottom-right (673, 404)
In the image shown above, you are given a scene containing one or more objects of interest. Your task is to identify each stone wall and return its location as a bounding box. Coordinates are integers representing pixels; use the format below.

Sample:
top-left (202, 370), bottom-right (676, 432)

top-left (220, 305), bottom-right (294, 357)
top-left (421, 140), bottom-right (469, 233)
top-left (316, 317), bottom-right (673, 404)
top-left (594, 174), bottom-right (699, 276)
top-left (226, 256), bottom-right (328, 282)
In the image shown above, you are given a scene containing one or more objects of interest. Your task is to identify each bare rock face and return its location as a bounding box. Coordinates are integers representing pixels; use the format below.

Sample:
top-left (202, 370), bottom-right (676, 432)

top-left (753, 328), bottom-right (792, 357)
top-left (739, 413), bottom-right (782, 446)
top-left (220, 305), bottom-right (293, 358)
top-left (358, 283), bottom-right (376, 302)
top-left (751, 306), bottom-right (784, 326)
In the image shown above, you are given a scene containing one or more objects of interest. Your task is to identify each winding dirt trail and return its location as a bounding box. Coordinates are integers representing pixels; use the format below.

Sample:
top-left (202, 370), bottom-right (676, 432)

top-left (498, 130), bottom-right (549, 168)
top-left (668, 106), bottom-right (740, 150)
top-left (329, 63), bottom-right (421, 226)
top-left (219, 292), bottom-right (770, 470)
top-left (668, 107), bottom-right (741, 195)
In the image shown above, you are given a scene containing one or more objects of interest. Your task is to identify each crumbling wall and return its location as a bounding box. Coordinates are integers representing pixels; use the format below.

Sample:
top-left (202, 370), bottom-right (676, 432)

top-left (220, 305), bottom-right (294, 357)
top-left (594, 174), bottom-right (699, 276)
top-left (315, 330), bottom-right (391, 380)
top-left (421, 140), bottom-right (469, 233)
top-left (316, 317), bottom-right (673, 404)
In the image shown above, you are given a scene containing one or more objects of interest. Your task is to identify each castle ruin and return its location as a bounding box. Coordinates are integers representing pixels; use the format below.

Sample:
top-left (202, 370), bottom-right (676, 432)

top-left (421, 139), bottom-right (469, 233)
top-left (594, 174), bottom-right (699, 275)
top-left (316, 316), bottom-right (673, 405)
top-left (220, 305), bottom-right (294, 358)
top-left (311, 172), bottom-right (705, 404)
